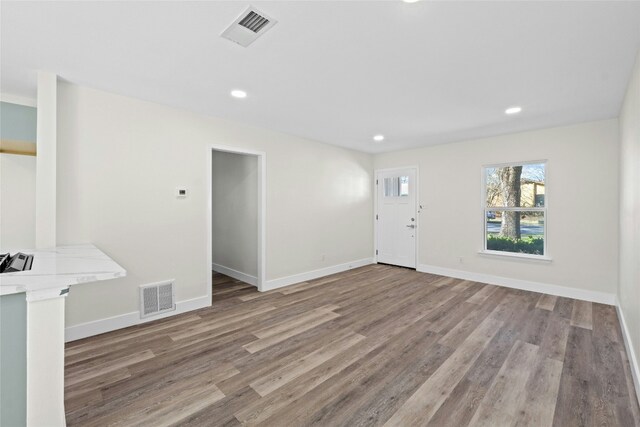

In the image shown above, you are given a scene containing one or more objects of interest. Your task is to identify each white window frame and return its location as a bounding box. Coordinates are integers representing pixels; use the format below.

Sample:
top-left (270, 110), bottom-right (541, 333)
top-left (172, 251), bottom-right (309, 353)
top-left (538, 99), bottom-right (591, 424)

top-left (480, 160), bottom-right (551, 261)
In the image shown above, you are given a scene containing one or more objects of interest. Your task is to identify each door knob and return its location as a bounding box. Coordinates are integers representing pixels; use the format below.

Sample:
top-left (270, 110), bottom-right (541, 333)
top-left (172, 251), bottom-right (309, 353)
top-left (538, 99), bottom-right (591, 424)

top-left (406, 224), bottom-right (415, 229)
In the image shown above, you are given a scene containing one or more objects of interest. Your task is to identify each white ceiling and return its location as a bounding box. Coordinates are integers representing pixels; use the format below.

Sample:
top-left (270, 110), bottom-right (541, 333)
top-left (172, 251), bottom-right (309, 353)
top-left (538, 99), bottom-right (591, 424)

top-left (2, 1), bottom-right (640, 153)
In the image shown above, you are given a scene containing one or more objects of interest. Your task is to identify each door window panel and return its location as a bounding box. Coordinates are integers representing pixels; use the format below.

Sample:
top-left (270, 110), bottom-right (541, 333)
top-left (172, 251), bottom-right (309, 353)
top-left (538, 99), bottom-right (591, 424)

top-left (384, 176), bottom-right (409, 197)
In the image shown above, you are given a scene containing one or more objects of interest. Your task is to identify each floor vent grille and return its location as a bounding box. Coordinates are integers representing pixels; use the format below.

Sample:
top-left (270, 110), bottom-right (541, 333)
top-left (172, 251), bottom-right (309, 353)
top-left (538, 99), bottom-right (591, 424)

top-left (140, 280), bottom-right (175, 318)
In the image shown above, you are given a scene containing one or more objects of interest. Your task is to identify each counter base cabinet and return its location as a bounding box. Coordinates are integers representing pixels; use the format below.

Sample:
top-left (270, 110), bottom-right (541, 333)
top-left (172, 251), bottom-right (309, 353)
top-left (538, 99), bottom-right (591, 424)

top-left (0, 244), bottom-right (126, 426)
top-left (0, 293), bottom-right (67, 426)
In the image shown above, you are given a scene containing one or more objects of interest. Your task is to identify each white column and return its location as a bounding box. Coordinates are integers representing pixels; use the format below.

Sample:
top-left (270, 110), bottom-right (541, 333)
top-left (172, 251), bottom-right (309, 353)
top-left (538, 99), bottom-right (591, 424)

top-left (26, 293), bottom-right (67, 426)
top-left (35, 71), bottom-right (57, 249)
top-left (32, 71), bottom-right (65, 425)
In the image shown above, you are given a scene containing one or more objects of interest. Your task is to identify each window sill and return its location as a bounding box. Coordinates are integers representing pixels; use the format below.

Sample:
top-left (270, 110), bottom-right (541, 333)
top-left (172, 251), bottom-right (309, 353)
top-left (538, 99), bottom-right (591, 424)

top-left (478, 250), bottom-right (552, 262)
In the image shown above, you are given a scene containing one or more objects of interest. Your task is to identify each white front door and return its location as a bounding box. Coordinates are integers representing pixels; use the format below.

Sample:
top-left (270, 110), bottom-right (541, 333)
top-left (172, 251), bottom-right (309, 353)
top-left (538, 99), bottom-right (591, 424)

top-left (376, 168), bottom-right (417, 268)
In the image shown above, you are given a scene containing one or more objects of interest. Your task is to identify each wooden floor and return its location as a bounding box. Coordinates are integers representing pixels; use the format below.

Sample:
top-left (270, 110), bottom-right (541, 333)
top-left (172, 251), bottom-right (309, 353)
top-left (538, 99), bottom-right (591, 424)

top-left (64, 265), bottom-right (640, 426)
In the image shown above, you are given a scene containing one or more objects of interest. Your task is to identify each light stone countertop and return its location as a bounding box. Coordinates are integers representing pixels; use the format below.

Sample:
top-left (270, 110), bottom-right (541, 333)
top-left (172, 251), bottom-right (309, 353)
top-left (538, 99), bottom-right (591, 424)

top-left (0, 244), bottom-right (126, 300)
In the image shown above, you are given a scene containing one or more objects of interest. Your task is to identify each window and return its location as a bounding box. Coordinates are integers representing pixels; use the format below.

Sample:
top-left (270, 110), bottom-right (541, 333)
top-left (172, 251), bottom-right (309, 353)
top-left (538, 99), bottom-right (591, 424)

top-left (384, 175), bottom-right (409, 197)
top-left (483, 162), bottom-right (546, 258)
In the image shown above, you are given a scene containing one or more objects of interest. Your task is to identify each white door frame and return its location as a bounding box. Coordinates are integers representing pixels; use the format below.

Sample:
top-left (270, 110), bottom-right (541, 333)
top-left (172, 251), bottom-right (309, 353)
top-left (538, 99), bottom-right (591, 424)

top-left (374, 166), bottom-right (419, 268)
top-left (206, 144), bottom-right (267, 302)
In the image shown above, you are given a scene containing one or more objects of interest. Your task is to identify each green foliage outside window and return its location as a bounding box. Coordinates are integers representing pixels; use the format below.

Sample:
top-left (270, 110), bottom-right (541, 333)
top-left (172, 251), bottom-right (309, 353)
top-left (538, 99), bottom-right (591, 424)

top-left (486, 235), bottom-right (544, 255)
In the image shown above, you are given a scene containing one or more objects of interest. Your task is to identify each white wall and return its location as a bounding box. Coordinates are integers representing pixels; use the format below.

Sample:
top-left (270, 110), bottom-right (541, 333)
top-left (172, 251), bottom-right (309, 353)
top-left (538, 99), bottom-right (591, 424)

top-left (212, 150), bottom-right (258, 279)
top-left (619, 49), bottom-right (640, 396)
top-left (0, 154), bottom-right (36, 252)
top-left (374, 119), bottom-right (619, 299)
top-left (57, 82), bottom-right (373, 328)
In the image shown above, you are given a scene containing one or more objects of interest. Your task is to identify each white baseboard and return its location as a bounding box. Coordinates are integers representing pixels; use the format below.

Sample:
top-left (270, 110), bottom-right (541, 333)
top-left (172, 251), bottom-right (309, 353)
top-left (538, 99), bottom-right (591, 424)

top-left (212, 263), bottom-right (257, 287)
top-left (616, 299), bottom-right (640, 408)
top-left (417, 264), bottom-right (616, 305)
top-left (64, 295), bottom-right (210, 342)
top-left (263, 258), bottom-right (375, 292)
top-left (65, 258), bottom-right (373, 341)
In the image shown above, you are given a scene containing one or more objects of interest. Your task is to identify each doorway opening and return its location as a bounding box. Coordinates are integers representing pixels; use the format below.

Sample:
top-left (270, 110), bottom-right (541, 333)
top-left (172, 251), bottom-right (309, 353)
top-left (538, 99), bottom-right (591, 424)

top-left (375, 167), bottom-right (418, 269)
top-left (207, 145), bottom-right (266, 304)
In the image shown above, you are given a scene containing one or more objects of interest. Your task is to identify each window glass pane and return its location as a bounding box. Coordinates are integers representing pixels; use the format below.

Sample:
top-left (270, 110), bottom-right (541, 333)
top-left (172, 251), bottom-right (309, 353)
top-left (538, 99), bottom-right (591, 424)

top-left (399, 176), bottom-right (409, 196)
top-left (486, 163), bottom-right (545, 207)
top-left (384, 176), bottom-right (409, 197)
top-left (384, 177), bottom-right (398, 197)
top-left (486, 211), bottom-right (544, 255)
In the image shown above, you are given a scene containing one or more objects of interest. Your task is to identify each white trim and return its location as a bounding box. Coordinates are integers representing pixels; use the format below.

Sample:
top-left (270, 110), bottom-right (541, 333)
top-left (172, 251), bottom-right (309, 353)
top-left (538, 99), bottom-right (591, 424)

top-left (212, 263), bottom-right (257, 287)
top-left (374, 165), bottom-right (419, 269)
top-left (417, 263), bottom-right (616, 305)
top-left (374, 165), bottom-right (420, 173)
top-left (373, 176), bottom-right (377, 261)
top-left (64, 295), bottom-right (210, 342)
top-left (263, 258), bottom-right (374, 292)
top-left (485, 207), bottom-right (545, 212)
top-left (415, 167), bottom-right (420, 269)
top-left (478, 250), bottom-right (553, 262)
top-left (0, 93), bottom-right (37, 107)
top-left (616, 299), bottom-right (640, 408)
top-left (481, 160), bottom-right (549, 259)
top-left (483, 159), bottom-right (549, 169)
top-left (207, 144), bottom-right (267, 296)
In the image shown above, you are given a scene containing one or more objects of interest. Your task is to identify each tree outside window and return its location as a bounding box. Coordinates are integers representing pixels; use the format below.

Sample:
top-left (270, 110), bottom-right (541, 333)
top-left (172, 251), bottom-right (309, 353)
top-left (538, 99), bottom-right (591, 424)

top-left (484, 162), bottom-right (546, 256)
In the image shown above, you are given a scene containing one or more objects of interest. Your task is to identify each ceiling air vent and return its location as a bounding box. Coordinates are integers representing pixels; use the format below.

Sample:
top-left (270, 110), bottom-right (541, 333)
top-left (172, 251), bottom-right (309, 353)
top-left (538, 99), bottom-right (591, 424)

top-left (221, 6), bottom-right (277, 47)
top-left (239, 11), bottom-right (270, 33)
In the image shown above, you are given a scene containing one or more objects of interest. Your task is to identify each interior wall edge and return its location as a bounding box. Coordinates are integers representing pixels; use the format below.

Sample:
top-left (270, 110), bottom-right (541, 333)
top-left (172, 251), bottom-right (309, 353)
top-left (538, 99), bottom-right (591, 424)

top-left (58, 81), bottom-right (373, 326)
top-left (263, 257), bottom-right (374, 292)
top-left (65, 257), bottom-right (376, 340)
top-left (211, 263), bottom-right (257, 287)
top-left (616, 300), bottom-right (640, 408)
top-left (64, 294), bottom-right (210, 342)
top-left (417, 263), bottom-right (616, 305)
top-left (373, 119), bottom-right (619, 297)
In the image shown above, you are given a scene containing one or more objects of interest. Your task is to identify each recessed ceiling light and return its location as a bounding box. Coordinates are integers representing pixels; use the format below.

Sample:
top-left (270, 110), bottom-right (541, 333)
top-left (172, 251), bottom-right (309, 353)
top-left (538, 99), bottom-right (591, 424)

top-left (373, 135), bottom-right (385, 142)
top-left (403, 0), bottom-right (420, 3)
top-left (505, 106), bottom-right (522, 115)
top-left (231, 90), bottom-right (247, 99)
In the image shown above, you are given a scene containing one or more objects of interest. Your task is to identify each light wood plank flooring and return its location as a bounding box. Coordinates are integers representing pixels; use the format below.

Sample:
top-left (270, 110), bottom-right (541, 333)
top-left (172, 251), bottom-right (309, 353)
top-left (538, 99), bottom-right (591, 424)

top-left (64, 265), bottom-right (640, 426)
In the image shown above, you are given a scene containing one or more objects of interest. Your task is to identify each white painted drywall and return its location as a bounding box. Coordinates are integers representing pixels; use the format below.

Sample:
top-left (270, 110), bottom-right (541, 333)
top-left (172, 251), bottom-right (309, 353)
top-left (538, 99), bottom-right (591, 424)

top-left (374, 119), bottom-right (619, 296)
top-left (211, 150), bottom-right (258, 279)
top-left (57, 82), bottom-right (373, 327)
top-left (35, 72), bottom-right (57, 249)
top-left (619, 48), bottom-right (640, 390)
top-left (0, 154), bottom-right (36, 252)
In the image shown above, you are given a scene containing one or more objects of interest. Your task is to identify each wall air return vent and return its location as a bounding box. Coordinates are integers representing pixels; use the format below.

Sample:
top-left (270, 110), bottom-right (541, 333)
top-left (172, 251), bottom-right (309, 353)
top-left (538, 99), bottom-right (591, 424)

top-left (140, 280), bottom-right (176, 318)
top-left (221, 6), bottom-right (277, 47)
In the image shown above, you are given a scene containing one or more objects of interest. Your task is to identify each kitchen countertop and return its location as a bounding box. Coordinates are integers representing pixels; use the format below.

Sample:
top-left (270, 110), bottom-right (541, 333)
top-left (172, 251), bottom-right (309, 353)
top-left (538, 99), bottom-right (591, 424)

top-left (0, 244), bottom-right (126, 300)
